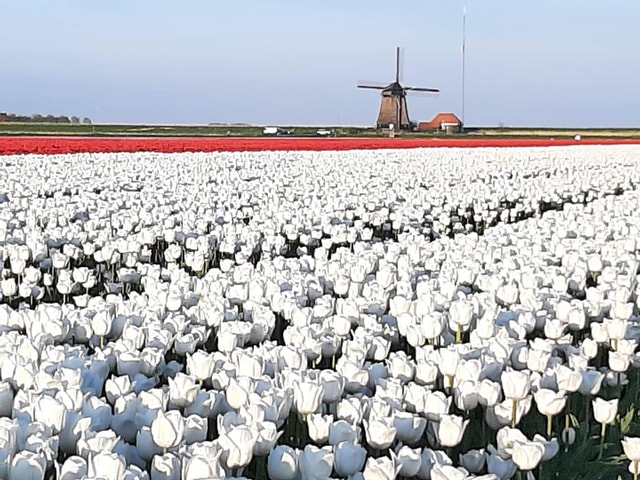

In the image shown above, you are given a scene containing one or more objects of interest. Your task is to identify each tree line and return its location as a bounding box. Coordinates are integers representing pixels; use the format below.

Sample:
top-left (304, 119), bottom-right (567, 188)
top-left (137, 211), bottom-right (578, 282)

top-left (0, 112), bottom-right (92, 124)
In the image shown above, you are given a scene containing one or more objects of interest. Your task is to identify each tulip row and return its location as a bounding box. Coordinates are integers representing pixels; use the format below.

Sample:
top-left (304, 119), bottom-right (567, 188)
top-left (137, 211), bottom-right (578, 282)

top-left (3, 137), bottom-right (640, 156)
top-left (1, 146), bottom-right (640, 480)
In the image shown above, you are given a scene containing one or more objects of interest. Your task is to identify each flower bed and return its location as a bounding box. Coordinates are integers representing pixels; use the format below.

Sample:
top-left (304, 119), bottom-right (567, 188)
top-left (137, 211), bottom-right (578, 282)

top-left (1, 135), bottom-right (640, 155)
top-left (1, 145), bottom-right (640, 479)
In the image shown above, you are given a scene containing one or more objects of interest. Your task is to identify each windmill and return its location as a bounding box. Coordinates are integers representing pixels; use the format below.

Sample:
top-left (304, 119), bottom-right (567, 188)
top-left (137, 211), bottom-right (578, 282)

top-left (358, 47), bottom-right (439, 130)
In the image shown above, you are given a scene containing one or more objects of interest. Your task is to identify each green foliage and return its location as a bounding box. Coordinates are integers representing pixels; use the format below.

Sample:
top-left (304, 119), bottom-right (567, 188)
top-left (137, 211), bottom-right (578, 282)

top-left (2, 120), bottom-right (640, 139)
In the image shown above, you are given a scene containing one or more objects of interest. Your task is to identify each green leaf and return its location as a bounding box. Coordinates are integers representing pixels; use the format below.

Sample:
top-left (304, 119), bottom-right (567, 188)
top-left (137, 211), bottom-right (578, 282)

top-left (621, 406), bottom-right (635, 434)
top-left (569, 413), bottom-right (580, 429)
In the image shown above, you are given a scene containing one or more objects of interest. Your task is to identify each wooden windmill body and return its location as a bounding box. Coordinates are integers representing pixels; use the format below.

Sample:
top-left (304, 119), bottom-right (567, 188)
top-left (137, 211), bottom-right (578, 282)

top-left (358, 47), bottom-right (439, 130)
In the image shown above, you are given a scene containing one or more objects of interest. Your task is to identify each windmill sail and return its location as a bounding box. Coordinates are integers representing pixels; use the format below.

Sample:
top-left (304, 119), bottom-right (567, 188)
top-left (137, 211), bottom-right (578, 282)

top-left (357, 46), bottom-right (439, 130)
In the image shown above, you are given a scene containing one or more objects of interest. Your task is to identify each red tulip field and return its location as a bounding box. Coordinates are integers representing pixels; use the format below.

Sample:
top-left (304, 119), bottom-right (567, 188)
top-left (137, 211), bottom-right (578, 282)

top-left (1, 135), bottom-right (640, 155)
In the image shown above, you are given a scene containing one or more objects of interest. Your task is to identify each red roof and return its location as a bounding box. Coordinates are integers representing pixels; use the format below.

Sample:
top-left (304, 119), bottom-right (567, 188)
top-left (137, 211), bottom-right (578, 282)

top-left (419, 113), bottom-right (462, 129)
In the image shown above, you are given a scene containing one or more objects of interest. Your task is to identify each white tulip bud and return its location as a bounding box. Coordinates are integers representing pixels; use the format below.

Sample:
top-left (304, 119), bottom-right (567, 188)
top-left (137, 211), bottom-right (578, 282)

top-left (151, 410), bottom-right (184, 450)
top-left (512, 440), bottom-right (545, 471)
top-left (592, 397), bottom-right (618, 425)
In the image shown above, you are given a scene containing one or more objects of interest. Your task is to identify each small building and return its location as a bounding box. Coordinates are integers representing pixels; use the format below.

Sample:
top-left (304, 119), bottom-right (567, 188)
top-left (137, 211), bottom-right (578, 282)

top-left (418, 113), bottom-right (463, 133)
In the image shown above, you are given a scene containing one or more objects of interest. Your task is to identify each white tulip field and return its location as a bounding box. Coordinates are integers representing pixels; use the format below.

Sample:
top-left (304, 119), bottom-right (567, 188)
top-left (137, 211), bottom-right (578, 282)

top-left (2, 145), bottom-right (640, 480)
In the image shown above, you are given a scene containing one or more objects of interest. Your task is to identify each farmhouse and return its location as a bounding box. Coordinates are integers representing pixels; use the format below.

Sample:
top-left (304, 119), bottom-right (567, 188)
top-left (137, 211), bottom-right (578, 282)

top-left (418, 113), bottom-right (463, 133)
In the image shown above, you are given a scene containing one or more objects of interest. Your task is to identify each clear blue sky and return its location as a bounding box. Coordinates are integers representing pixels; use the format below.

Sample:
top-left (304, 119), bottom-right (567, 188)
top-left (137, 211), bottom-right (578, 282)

top-left (2, 1), bottom-right (639, 127)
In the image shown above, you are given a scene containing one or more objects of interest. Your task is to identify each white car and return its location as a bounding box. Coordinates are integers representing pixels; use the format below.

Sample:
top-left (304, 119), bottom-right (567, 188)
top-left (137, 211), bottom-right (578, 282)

top-left (263, 127), bottom-right (291, 135)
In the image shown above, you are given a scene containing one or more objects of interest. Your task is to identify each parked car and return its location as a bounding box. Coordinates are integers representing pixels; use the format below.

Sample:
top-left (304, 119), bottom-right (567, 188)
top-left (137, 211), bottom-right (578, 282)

top-left (263, 127), bottom-right (292, 136)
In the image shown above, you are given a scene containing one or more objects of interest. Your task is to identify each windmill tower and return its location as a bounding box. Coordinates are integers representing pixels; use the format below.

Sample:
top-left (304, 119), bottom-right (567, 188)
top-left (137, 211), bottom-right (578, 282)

top-left (358, 47), bottom-right (439, 130)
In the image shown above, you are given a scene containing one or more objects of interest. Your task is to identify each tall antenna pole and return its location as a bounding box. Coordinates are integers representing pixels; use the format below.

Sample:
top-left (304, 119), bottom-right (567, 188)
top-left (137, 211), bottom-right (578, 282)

top-left (461, 5), bottom-right (467, 127)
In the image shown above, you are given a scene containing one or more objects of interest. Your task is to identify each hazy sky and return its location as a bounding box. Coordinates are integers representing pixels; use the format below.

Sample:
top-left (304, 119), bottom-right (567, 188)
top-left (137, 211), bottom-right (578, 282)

top-left (2, 1), bottom-right (639, 127)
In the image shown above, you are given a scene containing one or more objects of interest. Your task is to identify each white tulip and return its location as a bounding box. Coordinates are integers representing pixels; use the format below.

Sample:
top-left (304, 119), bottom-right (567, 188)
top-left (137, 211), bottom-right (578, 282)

top-left (533, 433), bottom-right (559, 461)
top-left (56, 456), bottom-right (88, 480)
top-left (486, 445), bottom-right (517, 479)
top-left (10, 451), bottom-right (46, 480)
top-left (82, 395), bottom-right (112, 431)
top-left (623, 437), bottom-right (640, 479)
top-left (459, 448), bottom-right (485, 474)
top-left (318, 369), bottom-right (345, 403)
top-left (87, 452), bottom-right (127, 480)
top-left (151, 410), bottom-right (185, 451)
top-left (183, 414), bottom-right (208, 445)
top-left (578, 369), bottom-right (604, 396)
top-left (393, 411), bottom-right (427, 444)
top-left (151, 453), bottom-right (181, 480)
top-left (593, 397), bottom-right (618, 425)
top-left (293, 381), bottom-right (323, 416)
top-left (436, 414), bottom-right (469, 448)
top-left (363, 453), bottom-right (401, 480)
top-left (609, 351), bottom-right (631, 372)
top-left (512, 440), bottom-right (545, 471)
top-left (186, 351), bottom-right (216, 382)
top-left (181, 452), bottom-right (224, 480)
top-left (431, 464), bottom-right (470, 480)
top-left (334, 441), bottom-right (367, 477)
top-left (226, 377), bottom-right (252, 410)
top-left (534, 389), bottom-right (567, 417)
top-left (299, 445), bottom-right (334, 480)
top-left (501, 369), bottom-right (532, 401)
top-left (77, 429), bottom-right (120, 459)
top-left (168, 372), bottom-right (200, 408)
top-left (364, 416), bottom-right (396, 450)
top-left (253, 421), bottom-right (282, 456)
top-left (423, 390), bottom-right (451, 421)
top-left (92, 307), bottom-right (115, 344)
top-left (34, 395), bottom-right (66, 434)
top-left (268, 445), bottom-right (299, 480)
top-left (219, 425), bottom-right (255, 470)
top-left (337, 397), bottom-right (364, 425)
top-left (307, 413), bottom-right (333, 444)
top-left (329, 419), bottom-right (360, 445)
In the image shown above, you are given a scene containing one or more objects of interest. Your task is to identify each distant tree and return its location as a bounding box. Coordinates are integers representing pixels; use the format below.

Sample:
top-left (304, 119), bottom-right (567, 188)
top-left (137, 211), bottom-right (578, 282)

top-left (82, 117), bottom-right (92, 125)
top-left (58, 116), bottom-right (71, 123)
top-left (32, 114), bottom-right (44, 123)
top-left (70, 116), bottom-right (80, 124)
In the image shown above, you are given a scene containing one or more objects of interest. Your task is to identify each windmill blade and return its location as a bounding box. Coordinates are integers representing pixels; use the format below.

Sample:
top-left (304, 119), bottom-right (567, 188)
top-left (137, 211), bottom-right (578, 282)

top-left (396, 46), bottom-right (405, 84)
top-left (405, 86), bottom-right (440, 93)
top-left (357, 84), bottom-right (387, 90)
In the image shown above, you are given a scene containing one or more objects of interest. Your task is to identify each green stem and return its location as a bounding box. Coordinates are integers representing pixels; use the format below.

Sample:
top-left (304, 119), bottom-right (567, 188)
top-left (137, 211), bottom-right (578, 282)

top-left (547, 414), bottom-right (553, 438)
top-left (618, 372), bottom-right (623, 400)
top-left (634, 460), bottom-right (638, 480)
top-left (597, 423), bottom-right (606, 460)
top-left (456, 324), bottom-right (462, 344)
top-left (511, 399), bottom-right (518, 428)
